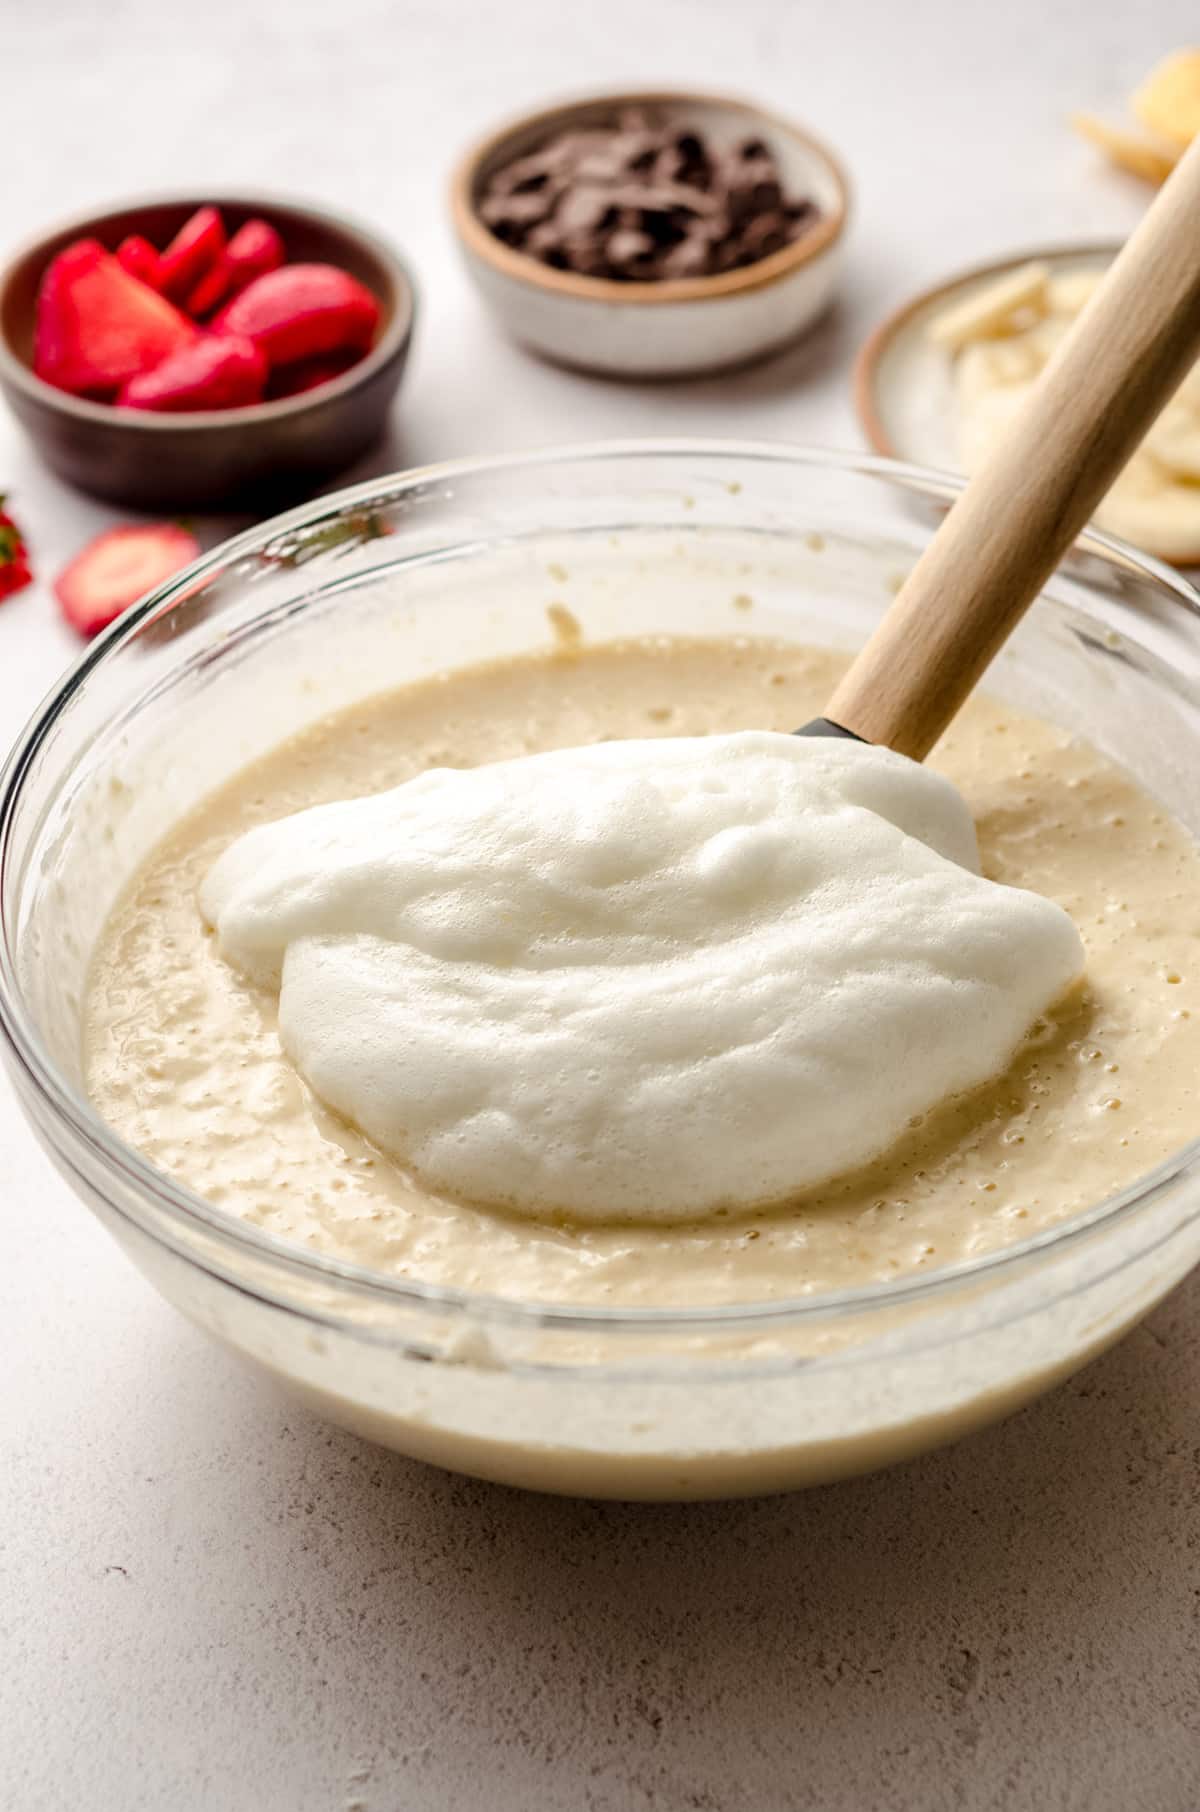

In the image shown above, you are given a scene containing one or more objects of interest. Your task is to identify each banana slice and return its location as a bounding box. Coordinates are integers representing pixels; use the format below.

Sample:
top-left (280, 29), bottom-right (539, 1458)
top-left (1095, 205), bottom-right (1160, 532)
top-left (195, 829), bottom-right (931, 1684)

top-left (1070, 112), bottom-right (1179, 184)
top-left (1023, 315), bottom-right (1071, 361)
top-left (958, 382), bottom-right (1035, 471)
top-left (1142, 396), bottom-right (1200, 481)
top-left (1095, 453), bottom-right (1200, 563)
top-left (1047, 269), bottom-right (1103, 315)
top-left (1132, 49), bottom-right (1200, 147)
top-left (1168, 358), bottom-right (1200, 413)
top-left (955, 319), bottom-right (1067, 417)
top-left (927, 262), bottom-right (1050, 351)
top-left (927, 256), bottom-right (1200, 562)
top-left (955, 337), bottom-right (1042, 403)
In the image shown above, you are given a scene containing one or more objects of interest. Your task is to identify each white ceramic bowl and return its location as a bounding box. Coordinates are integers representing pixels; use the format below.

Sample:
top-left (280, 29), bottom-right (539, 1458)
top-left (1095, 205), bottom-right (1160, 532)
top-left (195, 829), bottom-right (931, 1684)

top-left (449, 91), bottom-right (849, 377)
top-left (854, 243), bottom-right (1118, 472)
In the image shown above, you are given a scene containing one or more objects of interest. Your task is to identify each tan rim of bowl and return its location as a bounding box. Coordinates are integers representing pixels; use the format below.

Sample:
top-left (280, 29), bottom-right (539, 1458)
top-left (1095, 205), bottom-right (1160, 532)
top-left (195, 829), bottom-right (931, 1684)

top-left (449, 88), bottom-right (849, 306)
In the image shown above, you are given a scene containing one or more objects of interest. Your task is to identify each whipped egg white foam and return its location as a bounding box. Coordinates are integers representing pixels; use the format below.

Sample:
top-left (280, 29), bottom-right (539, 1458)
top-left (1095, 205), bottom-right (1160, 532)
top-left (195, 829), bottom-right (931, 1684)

top-left (199, 731), bottom-right (1084, 1222)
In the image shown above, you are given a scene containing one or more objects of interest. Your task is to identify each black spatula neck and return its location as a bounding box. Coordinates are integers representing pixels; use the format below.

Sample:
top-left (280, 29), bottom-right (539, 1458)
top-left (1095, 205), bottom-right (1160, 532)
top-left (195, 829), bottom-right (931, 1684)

top-left (795, 717), bottom-right (866, 742)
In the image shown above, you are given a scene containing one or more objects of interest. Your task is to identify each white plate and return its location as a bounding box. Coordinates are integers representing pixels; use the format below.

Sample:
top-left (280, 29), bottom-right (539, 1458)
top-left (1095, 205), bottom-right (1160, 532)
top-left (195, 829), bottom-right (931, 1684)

top-left (854, 243), bottom-right (1118, 471)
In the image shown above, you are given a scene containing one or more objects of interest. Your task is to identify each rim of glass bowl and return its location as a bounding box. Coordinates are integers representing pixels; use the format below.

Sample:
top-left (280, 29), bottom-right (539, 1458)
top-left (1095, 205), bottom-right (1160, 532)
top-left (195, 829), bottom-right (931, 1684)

top-left (3, 438), bottom-right (1200, 1339)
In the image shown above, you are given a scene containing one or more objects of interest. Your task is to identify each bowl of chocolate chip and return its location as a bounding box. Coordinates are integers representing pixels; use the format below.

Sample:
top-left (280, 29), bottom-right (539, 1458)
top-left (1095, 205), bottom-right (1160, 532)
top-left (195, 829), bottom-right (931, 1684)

top-left (450, 91), bottom-right (848, 377)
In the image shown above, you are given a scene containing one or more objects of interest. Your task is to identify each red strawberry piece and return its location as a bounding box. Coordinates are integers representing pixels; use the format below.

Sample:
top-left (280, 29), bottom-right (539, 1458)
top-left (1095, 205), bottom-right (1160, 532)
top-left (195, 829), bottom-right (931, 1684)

top-left (264, 350), bottom-right (359, 399)
top-left (225, 217), bottom-right (285, 287)
top-left (183, 264), bottom-right (229, 320)
top-left (116, 235), bottom-right (164, 289)
top-left (116, 333), bottom-right (267, 412)
top-left (0, 497), bottom-right (33, 601)
top-left (33, 239), bottom-right (198, 398)
top-left (186, 218), bottom-right (285, 318)
top-left (214, 263), bottom-right (381, 366)
top-left (158, 206), bottom-right (226, 302)
top-left (55, 524), bottom-right (201, 638)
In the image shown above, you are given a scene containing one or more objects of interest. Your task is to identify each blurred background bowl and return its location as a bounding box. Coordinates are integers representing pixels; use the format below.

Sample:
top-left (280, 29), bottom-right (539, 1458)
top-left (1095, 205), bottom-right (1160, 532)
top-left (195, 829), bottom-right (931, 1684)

top-left (0, 193), bottom-right (417, 510)
top-left (450, 90), bottom-right (848, 378)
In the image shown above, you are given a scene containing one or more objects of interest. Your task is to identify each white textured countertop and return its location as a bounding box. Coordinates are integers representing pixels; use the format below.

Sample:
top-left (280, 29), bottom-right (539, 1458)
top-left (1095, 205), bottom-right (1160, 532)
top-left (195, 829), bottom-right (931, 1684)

top-left (3, 3), bottom-right (1199, 1807)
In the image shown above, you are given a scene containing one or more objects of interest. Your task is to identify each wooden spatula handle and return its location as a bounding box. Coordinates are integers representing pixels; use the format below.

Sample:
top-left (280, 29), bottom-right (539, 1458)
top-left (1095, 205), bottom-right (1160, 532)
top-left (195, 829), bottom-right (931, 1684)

top-left (828, 133), bottom-right (1200, 760)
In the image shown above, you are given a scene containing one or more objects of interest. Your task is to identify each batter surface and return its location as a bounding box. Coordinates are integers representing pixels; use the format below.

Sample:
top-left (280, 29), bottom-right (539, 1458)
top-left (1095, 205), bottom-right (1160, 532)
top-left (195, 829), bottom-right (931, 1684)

top-left (85, 638), bottom-right (1200, 1306)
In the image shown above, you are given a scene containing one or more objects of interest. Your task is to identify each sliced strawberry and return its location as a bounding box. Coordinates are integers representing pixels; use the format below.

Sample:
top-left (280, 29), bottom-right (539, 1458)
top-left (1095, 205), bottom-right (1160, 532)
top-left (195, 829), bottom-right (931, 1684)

top-left (214, 263), bottom-right (381, 365)
top-left (0, 555), bottom-right (32, 601)
top-left (265, 350), bottom-right (359, 399)
top-left (158, 206), bottom-right (226, 302)
top-left (116, 235), bottom-right (164, 289)
top-left (226, 217), bottom-right (285, 286)
top-left (117, 333), bottom-right (267, 412)
top-left (34, 239), bottom-right (198, 398)
top-left (186, 218), bottom-right (285, 318)
top-left (0, 497), bottom-right (33, 601)
top-left (55, 524), bottom-right (201, 638)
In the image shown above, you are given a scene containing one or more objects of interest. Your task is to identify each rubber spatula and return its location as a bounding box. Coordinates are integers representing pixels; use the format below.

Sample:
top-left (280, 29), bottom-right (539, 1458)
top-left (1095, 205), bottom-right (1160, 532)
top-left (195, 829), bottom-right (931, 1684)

top-left (801, 131), bottom-right (1200, 760)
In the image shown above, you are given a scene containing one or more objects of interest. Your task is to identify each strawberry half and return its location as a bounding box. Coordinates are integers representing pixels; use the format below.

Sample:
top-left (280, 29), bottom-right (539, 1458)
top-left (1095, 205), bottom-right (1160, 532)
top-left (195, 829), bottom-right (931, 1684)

top-left (55, 524), bottom-right (201, 638)
top-left (214, 263), bottom-right (381, 365)
top-left (34, 240), bottom-right (197, 398)
top-left (116, 235), bottom-right (164, 289)
top-left (186, 218), bottom-right (285, 318)
top-left (265, 350), bottom-right (358, 399)
top-left (0, 497), bottom-right (33, 601)
top-left (117, 333), bottom-right (267, 412)
top-left (159, 206), bottom-right (226, 302)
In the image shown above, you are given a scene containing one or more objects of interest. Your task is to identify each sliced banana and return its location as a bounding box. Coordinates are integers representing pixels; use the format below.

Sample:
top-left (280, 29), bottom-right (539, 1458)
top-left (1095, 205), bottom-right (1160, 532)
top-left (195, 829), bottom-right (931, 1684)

top-left (1132, 49), bottom-right (1200, 147)
top-left (1070, 112), bottom-right (1179, 185)
top-left (1046, 269), bottom-right (1103, 315)
top-left (1142, 397), bottom-right (1200, 481)
top-left (1023, 314), bottom-right (1072, 361)
top-left (933, 257), bottom-right (1200, 563)
top-left (927, 262), bottom-right (1050, 351)
top-left (1168, 358), bottom-right (1200, 413)
top-left (955, 338), bottom-right (1041, 403)
top-left (1095, 454), bottom-right (1200, 564)
top-left (958, 382), bottom-right (1035, 471)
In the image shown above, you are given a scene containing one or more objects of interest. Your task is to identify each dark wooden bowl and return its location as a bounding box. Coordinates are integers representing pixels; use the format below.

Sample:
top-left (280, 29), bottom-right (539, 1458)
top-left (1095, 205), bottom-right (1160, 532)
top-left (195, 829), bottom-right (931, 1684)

top-left (0, 193), bottom-right (417, 510)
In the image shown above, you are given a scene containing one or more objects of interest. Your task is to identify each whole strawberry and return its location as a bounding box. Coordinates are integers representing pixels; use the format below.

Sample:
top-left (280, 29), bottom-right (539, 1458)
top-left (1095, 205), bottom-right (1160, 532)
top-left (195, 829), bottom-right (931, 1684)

top-left (0, 498), bottom-right (32, 601)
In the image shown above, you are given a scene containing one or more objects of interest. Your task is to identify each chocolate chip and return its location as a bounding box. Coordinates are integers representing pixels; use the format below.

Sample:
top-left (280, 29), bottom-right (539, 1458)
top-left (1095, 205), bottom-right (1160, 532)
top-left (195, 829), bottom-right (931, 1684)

top-left (575, 148), bottom-right (633, 185)
top-left (525, 221), bottom-right (569, 265)
top-left (478, 108), bottom-right (820, 283)
top-left (785, 200), bottom-right (819, 237)
top-left (562, 235), bottom-right (612, 277)
top-left (710, 237), bottom-right (747, 274)
top-left (606, 227), bottom-right (655, 266)
top-left (659, 237), bottom-right (713, 279)
top-left (479, 191), bottom-right (555, 231)
top-left (729, 179), bottom-right (784, 229)
top-left (554, 185), bottom-right (615, 235)
top-left (641, 206), bottom-right (690, 247)
top-left (739, 212), bottom-right (789, 260)
top-left (489, 148), bottom-right (571, 195)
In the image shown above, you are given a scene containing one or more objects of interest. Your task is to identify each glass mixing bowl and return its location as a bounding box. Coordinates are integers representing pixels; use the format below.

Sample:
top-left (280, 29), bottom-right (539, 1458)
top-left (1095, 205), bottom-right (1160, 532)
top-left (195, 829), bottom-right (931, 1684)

top-left (2, 443), bottom-right (1199, 1501)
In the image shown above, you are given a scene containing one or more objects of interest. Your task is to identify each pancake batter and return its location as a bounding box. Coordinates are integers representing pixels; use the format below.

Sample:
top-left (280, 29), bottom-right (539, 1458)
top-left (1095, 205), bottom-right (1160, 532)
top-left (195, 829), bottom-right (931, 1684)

top-left (84, 638), bottom-right (1200, 1307)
